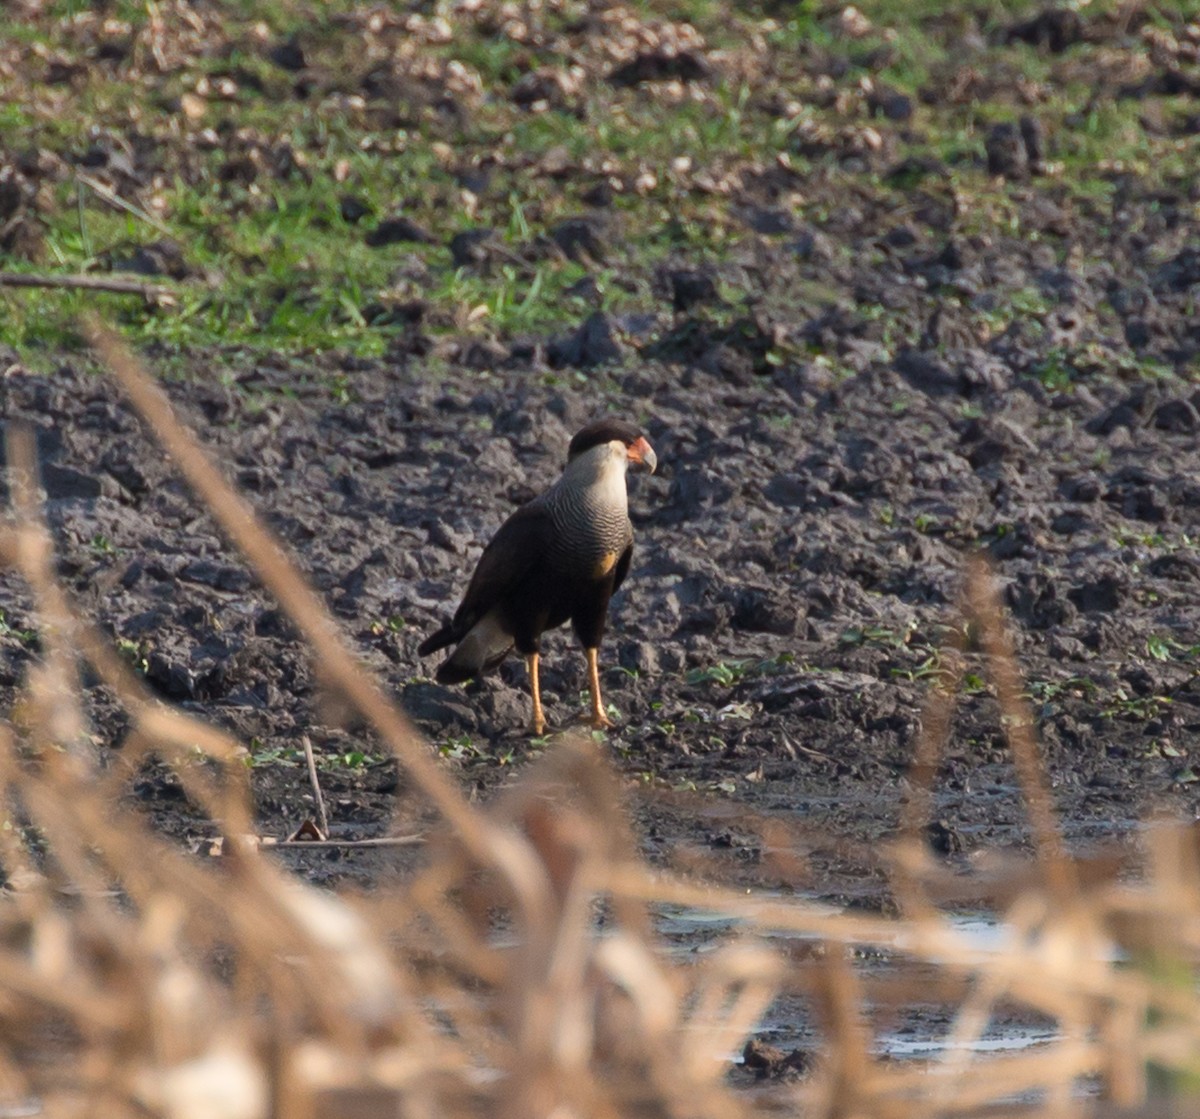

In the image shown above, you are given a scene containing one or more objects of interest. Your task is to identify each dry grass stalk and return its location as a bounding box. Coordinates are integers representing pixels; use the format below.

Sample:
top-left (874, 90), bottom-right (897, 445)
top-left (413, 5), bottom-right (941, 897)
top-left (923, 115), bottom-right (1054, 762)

top-left (961, 554), bottom-right (1078, 905)
top-left (0, 324), bottom-right (1197, 1118)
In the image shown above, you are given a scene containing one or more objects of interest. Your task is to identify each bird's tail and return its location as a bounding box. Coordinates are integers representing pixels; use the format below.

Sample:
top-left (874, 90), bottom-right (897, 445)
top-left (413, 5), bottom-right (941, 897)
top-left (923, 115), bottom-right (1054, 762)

top-left (429, 610), bottom-right (513, 685)
top-left (435, 655), bottom-right (481, 686)
top-left (417, 624), bottom-right (456, 657)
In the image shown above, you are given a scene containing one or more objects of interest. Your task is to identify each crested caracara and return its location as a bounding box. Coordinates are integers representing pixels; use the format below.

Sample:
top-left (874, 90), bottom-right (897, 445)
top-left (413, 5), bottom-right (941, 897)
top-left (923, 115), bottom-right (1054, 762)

top-left (418, 419), bottom-right (657, 735)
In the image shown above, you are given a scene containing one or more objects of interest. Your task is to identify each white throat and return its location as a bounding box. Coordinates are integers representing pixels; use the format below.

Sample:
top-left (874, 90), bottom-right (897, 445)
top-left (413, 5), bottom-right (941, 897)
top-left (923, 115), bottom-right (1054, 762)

top-left (561, 442), bottom-right (629, 509)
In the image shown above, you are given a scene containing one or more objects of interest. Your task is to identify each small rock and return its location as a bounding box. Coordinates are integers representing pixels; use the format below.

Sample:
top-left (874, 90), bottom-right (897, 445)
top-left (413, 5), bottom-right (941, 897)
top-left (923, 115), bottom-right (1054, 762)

top-left (565, 275), bottom-right (602, 305)
top-left (537, 146), bottom-right (572, 177)
top-left (1086, 389), bottom-right (1152, 435)
top-left (867, 86), bottom-right (913, 121)
top-left (665, 468), bottom-right (735, 520)
top-left (1124, 319), bottom-right (1153, 350)
top-left (1153, 248), bottom-right (1200, 294)
top-left (365, 215), bottom-right (434, 247)
top-left (1153, 398), bottom-right (1200, 433)
top-left (1020, 114), bottom-right (1046, 172)
top-left (1148, 553), bottom-right (1200, 581)
top-left (267, 36), bottom-right (307, 72)
top-left (424, 520), bottom-right (470, 554)
top-left (510, 70), bottom-right (568, 109)
top-left (402, 682), bottom-right (478, 732)
top-left (548, 311), bottom-right (625, 369)
top-left (742, 1038), bottom-right (785, 1073)
top-left (339, 195), bottom-right (371, 224)
top-left (461, 338), bottom-right (509, 371)
top-left (1061, 476), bottom-right (1100, 504)
top-left (482, 686), bottom-right (532, 734)
top-left (1006, 570), bottom-right (1077, 628)
top-left (763, 473), bottom-right (810, 509)
top-left (668, 268), bottom-right (718, 313)
top-left (959, 352), bottom-right (1010, 395)
top-left (581, 179), bottom-right (615, 207)
top-left (449, 227), bottom-right (499, 267)
top-left (548, 216), bottom-right (607, 264)
top-left (1050, 510), bottom-right (1093, 535)
top-left (928, 819), bottom-right (966, 855)
top-left (619, 640), bottom-right (661, 675)
top-left (882, 224), bottom-right (917, 249)
top-left (676, 603), bottom-right (731, 637)
top-left (41, 463), bottom-right (105, 500)
top-left (700, 342), bottom-right (753, 386)
top-left (885, 155), bottom-right (945, 189)
top-left (967, 439), bottom-right (1008, 469)
top-left (732, 588), bottom-right (797, 636)
top-left (741, 1038), bottom-right (811, 1080)
top-left (986, 122), bottom-right (1028, 179)
top-left (179, 560), bottom-right (253, 593)
top-left (608, 49), bottom-right (712, 87)
top-left (787, 227), bottom-right (833, 260)
top-left (740, 206), bottom-right (793, 235)
top-left (119, 559), bottom-right (144, 589)
top-left (1116, 484), bottom-right (1167, 523)
top-left (362, 299), bottom-right (426, 327)
top-left (1068, 574), bottom-right (1126, 614)
top-left (895, 349), bottom-right (960, 397)
top-left (1006, 7), bottom-right (1084, 52)
top-left (145, 652), bottom-right (197, 700)
top-left (106, 238), bottom-right (189, 279)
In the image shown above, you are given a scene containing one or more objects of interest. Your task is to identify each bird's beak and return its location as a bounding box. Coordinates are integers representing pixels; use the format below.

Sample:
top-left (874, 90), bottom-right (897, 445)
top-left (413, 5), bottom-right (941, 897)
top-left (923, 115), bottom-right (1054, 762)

top-left (627, 436), bottom-right (657, 474)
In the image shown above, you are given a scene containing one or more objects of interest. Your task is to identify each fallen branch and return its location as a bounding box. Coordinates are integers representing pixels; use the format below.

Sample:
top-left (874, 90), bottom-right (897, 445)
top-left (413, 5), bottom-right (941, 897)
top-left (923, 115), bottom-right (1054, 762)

top-left (0, 271), bottom-right (174, 300)
top-left (209, 834), bottom-right (425, 856)
top-left (270, 835), bottom-right (425, 850)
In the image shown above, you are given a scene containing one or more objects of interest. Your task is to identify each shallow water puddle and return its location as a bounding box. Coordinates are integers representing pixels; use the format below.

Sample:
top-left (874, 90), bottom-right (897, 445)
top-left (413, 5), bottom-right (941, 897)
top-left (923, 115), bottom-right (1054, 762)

top-left (651, 903), bottom-right (1067, 1062)
top-left (881, 1024), bottom-right (1058, 1058)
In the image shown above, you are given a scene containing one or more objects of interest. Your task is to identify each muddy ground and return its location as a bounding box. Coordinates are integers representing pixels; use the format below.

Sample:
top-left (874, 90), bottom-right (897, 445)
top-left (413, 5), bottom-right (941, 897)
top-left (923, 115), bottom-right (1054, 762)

top-left (2, 258), bottom-right (1199, 910)
top-left (1, 5), bottom-right (1200, 921)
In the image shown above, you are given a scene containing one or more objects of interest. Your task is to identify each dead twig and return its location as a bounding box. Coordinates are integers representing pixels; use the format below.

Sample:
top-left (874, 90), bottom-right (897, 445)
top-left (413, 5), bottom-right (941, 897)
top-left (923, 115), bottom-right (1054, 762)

top-left (301, 735), bottom-right (330, 839)
top-left (266, 835), bottom-right (425, 850)
top-left (0, 271), bottom-right (174, 300)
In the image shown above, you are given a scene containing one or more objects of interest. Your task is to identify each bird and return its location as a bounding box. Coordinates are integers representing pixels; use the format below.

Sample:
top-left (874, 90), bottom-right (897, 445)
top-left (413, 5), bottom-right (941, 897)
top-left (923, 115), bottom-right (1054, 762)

top-left (418, 419), bottom-right (657, 736)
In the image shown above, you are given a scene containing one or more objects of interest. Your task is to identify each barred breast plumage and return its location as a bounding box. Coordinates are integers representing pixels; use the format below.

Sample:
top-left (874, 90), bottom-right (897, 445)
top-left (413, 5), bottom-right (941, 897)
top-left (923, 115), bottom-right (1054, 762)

top-left (540, 446), bottom-right (634, 574)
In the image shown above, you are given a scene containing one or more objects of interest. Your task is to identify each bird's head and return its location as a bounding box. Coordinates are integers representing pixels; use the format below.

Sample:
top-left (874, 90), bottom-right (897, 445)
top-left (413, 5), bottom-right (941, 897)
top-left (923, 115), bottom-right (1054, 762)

top-left (567, 419), bottom-right (657, 475)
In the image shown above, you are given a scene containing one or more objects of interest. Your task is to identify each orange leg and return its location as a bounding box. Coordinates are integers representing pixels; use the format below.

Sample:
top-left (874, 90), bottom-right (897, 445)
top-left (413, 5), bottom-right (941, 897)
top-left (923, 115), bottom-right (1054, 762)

top-left (586, 648), bottom-right (613, 730)
top-left (526, 652), bottom-right (546, 736)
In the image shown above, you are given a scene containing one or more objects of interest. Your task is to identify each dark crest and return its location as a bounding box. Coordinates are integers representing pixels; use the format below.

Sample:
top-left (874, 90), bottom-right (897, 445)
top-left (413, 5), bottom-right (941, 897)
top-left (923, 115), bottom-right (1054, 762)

top-left (567, 419), bottom-right (644, 461)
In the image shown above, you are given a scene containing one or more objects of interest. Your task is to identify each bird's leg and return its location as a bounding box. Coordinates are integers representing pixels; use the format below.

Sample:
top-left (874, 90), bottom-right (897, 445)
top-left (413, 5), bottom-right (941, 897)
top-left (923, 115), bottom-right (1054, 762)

top-left (525, 651), bottom-right (546, 736)
top-left (585, 647), bottom-right (613, 730)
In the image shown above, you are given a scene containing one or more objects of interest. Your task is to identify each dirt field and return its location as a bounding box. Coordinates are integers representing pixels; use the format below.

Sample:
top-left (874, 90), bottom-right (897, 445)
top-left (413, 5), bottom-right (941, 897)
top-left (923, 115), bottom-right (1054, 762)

top-left (2, 304), bottom-right (1198, 908)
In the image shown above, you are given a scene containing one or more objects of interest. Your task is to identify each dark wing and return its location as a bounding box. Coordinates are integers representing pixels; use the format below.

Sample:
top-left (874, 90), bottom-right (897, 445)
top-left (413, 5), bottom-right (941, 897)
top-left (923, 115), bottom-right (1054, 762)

top-left (452, 503), bottom-right (553, 629)
top-left (611, 540), bottom-right (633, 594)
top-left (418, 503), bottom-right (553, 657)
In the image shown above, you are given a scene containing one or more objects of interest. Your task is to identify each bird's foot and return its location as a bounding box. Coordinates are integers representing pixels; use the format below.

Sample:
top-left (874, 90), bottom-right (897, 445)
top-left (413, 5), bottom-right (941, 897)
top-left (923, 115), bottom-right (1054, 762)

top-left (587, 711), bottom-right (614, 732)
top-left (528, 717), bottom-right (548, 737)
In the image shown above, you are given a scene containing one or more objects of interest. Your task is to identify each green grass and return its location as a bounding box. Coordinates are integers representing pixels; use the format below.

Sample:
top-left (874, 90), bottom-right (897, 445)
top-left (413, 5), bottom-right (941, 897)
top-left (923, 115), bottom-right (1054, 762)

top-left (0, 0), bottom-right (1198, 370)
